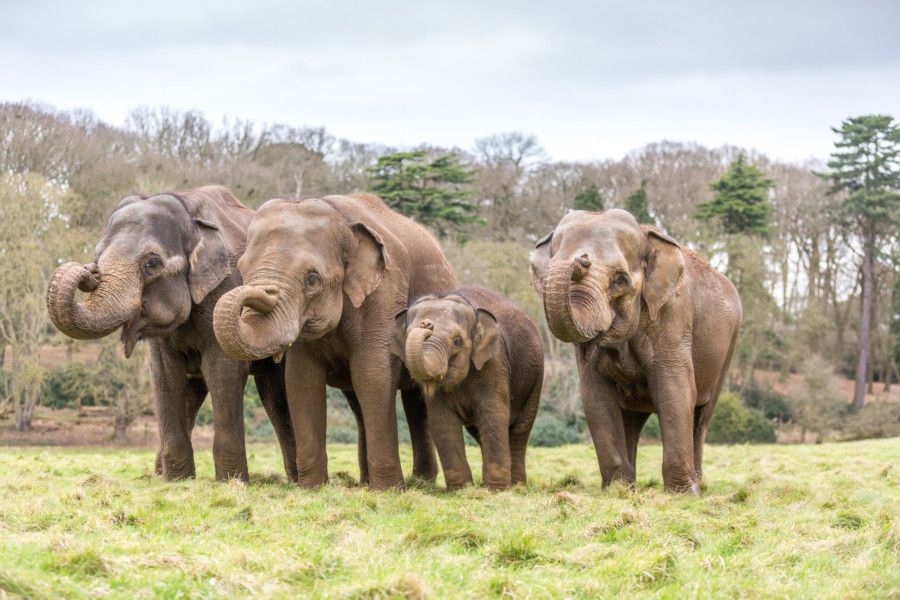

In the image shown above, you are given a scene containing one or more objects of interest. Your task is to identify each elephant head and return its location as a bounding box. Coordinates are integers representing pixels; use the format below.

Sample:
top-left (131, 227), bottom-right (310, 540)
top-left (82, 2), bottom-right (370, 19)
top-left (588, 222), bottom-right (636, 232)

top-left (390, 294), bottom-right (499, 398)
top-left (213, 198), bottom-right (389, 362)
top-left (46, 193), bottom-right (232, 357)
top-left (530, 208), bottom-right (685, 345)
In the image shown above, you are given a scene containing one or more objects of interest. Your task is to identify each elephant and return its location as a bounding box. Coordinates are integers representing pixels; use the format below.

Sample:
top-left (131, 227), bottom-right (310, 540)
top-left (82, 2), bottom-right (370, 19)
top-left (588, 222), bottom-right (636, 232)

top-left (391, 286), bottom-right (543, 490)
top-left (46, 186), bottom-right (297, 482)
top-left (212, 193), bottom-right (458, 490)
top-left (530, 209), bottom-right (741, 494)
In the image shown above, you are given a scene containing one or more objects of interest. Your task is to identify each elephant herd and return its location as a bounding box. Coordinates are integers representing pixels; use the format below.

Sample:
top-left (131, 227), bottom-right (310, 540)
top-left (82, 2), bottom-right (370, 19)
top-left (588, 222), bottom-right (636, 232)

top-left (46, 186), bottom-right (741, 494)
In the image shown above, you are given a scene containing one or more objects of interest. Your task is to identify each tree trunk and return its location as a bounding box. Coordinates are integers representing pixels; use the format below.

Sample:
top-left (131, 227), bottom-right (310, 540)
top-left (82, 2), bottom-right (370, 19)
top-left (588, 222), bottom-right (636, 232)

top-left (854, 234), bottom-right (874, 407)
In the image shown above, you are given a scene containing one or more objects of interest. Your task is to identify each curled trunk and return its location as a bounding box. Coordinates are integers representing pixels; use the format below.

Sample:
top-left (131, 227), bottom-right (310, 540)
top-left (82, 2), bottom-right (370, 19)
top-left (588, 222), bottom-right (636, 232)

top-left (543, 260), bottom-right (613, 344)
top-left (404, 328), bottom-right (448, 381)
top-left (213, 285), bottom-right (298, 361)
top-left (46, 260), bottom-right (141, 340)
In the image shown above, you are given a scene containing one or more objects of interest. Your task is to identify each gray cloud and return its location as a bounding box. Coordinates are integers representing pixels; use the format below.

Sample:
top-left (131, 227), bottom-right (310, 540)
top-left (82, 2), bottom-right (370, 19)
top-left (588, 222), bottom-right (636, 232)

top-left (1, 0), bottom-right (898, 161)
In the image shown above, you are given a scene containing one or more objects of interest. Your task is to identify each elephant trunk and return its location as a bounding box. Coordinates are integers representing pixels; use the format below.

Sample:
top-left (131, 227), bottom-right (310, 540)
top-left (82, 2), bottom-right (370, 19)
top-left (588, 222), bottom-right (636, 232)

top-left (543, 257), bottom-right (613, 344)
top-left (46, 259), bottom-right (141, 340)
top-left (404, 327), bottom-right (449, 393)
top-left (213, 284), bottom-right (298, 362)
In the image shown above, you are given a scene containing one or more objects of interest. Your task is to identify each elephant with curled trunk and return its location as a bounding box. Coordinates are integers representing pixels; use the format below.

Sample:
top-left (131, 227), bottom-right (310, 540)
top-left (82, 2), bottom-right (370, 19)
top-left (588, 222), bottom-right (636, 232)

top-left (391, 286), bottom-right (543, 490)
top-left (530, 209), bottom-right (741, 494)
top-left (212, 193), bottom-right (456, 490)
top-left (46, 186), bottom-right (296, 482)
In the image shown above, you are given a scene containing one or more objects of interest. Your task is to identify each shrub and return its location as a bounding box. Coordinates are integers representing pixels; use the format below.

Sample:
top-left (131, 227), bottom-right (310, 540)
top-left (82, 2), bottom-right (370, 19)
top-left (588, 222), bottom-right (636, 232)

top-left (641, 414), bottom-right (661, 439)
top-left (707, 392), bottom-right (776, 444)
top-left (840, 402), bottom-right (900, 441)
top-left (741, 382), bottom-right (793, 422)
top-left (529, 410), bottom-right (584, 447)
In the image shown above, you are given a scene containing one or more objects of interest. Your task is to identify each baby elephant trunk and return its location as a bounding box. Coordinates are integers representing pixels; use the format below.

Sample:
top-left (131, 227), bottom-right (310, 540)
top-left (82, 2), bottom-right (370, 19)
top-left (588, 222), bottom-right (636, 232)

top-left (404, 326), bottom-right (448, 383)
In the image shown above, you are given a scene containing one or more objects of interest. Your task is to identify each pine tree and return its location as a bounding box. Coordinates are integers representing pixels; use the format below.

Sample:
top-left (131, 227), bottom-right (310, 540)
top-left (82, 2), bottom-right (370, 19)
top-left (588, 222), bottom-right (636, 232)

top-left (821, 114), bottom-right (900, 406)
top-left (366, 150), bottom-right (478, 236)
top-left (697, 154), bottom-right (772, 235)
top-left (624, 180), bottom-right (653, 224)
top-left (572, 182), bottom-right (603, 211)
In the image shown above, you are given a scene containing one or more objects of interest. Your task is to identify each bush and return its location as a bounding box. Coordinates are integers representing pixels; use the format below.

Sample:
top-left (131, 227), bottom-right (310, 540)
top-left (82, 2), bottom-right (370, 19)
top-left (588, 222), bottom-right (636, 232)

top-left (840, 402), bottom-right (900, 441)
top-left (741, 382), bottom-right (793, 422)
top-left (707, 392), bottom-right (776, 444)
top-left (640, 414), bottom-right (660, 439)
top-left (529, 410), bottom-right (584, 447)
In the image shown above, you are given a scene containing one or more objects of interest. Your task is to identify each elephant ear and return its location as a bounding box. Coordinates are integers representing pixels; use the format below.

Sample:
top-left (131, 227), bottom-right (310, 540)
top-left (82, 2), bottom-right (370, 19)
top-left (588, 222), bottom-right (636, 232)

top-left (472, 308), bottom-right (500, 370)
top-left (188, 218), bottom-right (231, 304)
top-left (641, 227), bottom-right (685, 321)
top-left (390, 309), bottom-right (409, 361)
top-left (529, 231), bottom-right (554, 294)
top-left (344, 223), bottom-right (390, 308)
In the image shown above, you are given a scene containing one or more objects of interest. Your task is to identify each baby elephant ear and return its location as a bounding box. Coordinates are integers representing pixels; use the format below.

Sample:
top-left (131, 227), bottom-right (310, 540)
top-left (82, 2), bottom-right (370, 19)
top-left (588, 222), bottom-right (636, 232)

top-left (189, 219), bottom-right (231, 304)
top-left (390, 310), bottom-right (408, 361)
top-left (529, 231), bottom-right (553, 294)
top-left (344, 223), bottom-right (390, 308)
top-left (641, 227), bottom-right (685, 321)
top-left (472, 308), bottom-right (500, 370)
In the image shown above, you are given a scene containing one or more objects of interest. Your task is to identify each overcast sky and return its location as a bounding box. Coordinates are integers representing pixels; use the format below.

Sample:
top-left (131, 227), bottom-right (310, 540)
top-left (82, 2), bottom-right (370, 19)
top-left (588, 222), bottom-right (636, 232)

top-left (2, 1), bottom-right (898, 162)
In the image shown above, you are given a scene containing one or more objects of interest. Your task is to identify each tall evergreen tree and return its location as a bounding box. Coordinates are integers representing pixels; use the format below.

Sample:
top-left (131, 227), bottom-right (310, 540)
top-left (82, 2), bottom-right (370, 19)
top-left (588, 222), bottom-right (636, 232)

top-left (366, 150), bottom-right (478, 236)
top-left (821, 114), bottom-right (900, 406)
top-left (572, 182), bottom-right (603, 211)
top-left (697, 154), bottom-right (772, 235)
top-left (624, 180), bottom-right (653, 224)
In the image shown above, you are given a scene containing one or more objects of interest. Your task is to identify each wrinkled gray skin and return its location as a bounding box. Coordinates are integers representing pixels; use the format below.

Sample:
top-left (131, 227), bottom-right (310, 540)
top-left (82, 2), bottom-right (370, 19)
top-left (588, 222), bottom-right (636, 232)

top-left (46, 186), bottom-right (296, 482)
top-left (392, 286), bottom-right (543, 490)
top-left (213, 193), bottom-right (457, 490)
top-left (530, 209), bottom-right (741, 494)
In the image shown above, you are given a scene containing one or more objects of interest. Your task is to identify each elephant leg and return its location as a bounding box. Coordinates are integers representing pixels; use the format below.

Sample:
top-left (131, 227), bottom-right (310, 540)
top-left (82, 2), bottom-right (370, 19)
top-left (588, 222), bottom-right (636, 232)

top-left (255, 363), bottom-right (298, 482)
top-left (622, 410), bottom-right (650, 482)
top-left (580, 361), bottom-right (631, 487)
top-left (343, 390), bottom-right (369, 486)
top-left (149, 340), bottom-right (196, 480)
top-left (156, 378), bottom-right (207, 476)
top-left (201, 346), bottom-right (250, 482)
top-left (476, 381), bottom-right (512, 490)
top-left (401, 388), bottom-right (439, 483)
top-left (285, 345), bottom-right (329, 488)
top-left (509, 380), bottom-right (541, 486)
top-left (651, 365), bottom-right (700, 494)
top-left (426, 396), bottom-right (472, 490)
top-left (349, 353), bottom-right (404, 491)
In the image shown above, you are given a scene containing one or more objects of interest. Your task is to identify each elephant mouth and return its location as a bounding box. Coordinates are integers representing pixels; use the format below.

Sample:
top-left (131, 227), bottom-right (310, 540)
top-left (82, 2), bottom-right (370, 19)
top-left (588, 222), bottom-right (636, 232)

top-left (119, 317), bottom-right (178, 357)
top-left (299, 318), bottom-right (329, 339)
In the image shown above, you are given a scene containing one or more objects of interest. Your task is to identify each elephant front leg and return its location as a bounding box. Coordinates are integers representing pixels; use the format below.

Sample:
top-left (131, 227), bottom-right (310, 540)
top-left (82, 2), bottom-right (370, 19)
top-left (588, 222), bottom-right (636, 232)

top-left (651, 367), bottom-right (701, 494)
top-left (426, 396), bottom-right (473, 490)
top-left (255, 364), bottom-right (298, 482)
top-left (343, 390), bottom-right (369, 486)
top-left (476, 393), bottom-right (512, 490)
top-left (580, 361), bottom-right (632, 488)
top-left (201, 347), bottom-right (250, 482)
top-left (401, 388), bottom-right (439, 483)
top-left (149, 341), bottom-right (197, 480)
top-left (285, 346), bottom-right (329, 488)
top-left (350, 355), bottom-right (404, 491)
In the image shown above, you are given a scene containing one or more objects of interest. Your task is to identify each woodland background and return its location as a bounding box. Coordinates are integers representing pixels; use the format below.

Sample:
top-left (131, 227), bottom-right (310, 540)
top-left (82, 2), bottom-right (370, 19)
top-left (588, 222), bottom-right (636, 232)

top-left (0, 101), bottom-right (897, 447)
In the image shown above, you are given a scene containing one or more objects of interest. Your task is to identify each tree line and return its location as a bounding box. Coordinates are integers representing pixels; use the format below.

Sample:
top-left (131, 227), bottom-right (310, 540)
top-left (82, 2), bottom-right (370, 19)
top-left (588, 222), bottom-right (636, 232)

top-left (0, 101), bottom-right (897, 442)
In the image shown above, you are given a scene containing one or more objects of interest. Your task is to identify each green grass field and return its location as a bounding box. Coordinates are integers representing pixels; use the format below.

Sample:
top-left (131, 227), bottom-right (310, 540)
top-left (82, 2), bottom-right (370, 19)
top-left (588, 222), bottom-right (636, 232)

top-left (0, 440), bottom-right (897, 599)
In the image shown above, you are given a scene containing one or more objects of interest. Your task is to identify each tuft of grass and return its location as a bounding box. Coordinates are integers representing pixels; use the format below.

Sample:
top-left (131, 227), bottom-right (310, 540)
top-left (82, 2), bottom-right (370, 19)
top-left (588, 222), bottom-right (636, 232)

top-left (0, 440), bottom-right (897, 597)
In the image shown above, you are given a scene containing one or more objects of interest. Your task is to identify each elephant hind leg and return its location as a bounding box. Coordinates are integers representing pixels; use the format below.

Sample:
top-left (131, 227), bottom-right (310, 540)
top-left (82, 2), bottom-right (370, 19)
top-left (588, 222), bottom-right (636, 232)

top-left (622, 410), bottom-right (650, 485)
top-left (401, 388), bottom-right (439, 483)
top-left (344, 390), bottom-right (369, 486)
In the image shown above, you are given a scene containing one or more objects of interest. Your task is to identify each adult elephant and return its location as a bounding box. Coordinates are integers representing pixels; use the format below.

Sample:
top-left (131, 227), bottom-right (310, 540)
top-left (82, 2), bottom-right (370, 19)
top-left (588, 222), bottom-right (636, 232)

top-left (213, 193), bottom-right (456, 490)
top-left (46, 186), bottom-right (296, 482)
top-left (530, 209), bottom-right (741, 493)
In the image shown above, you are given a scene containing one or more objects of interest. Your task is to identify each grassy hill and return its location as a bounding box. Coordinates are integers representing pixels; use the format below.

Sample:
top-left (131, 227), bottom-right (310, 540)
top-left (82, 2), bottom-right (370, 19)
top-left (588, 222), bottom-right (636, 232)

top-left (0, 440), bottom-right (897, 598)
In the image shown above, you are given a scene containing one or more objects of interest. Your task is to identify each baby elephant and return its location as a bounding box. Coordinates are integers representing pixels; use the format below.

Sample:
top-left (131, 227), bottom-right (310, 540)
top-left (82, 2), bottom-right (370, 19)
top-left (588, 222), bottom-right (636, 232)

top-left (392, 286), bottom-right (543, 490)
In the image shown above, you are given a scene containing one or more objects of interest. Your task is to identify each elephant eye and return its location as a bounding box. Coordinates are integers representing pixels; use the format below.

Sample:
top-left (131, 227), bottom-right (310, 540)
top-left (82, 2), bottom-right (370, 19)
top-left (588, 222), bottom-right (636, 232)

top-left (453, 336), bottom-right (464, 349)
top-left (305, 271), bottom-right (322, 289)
top-left (144, 255), bottom-right (164, 275)
top-left (612, 272), bottom-right (630, 289)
